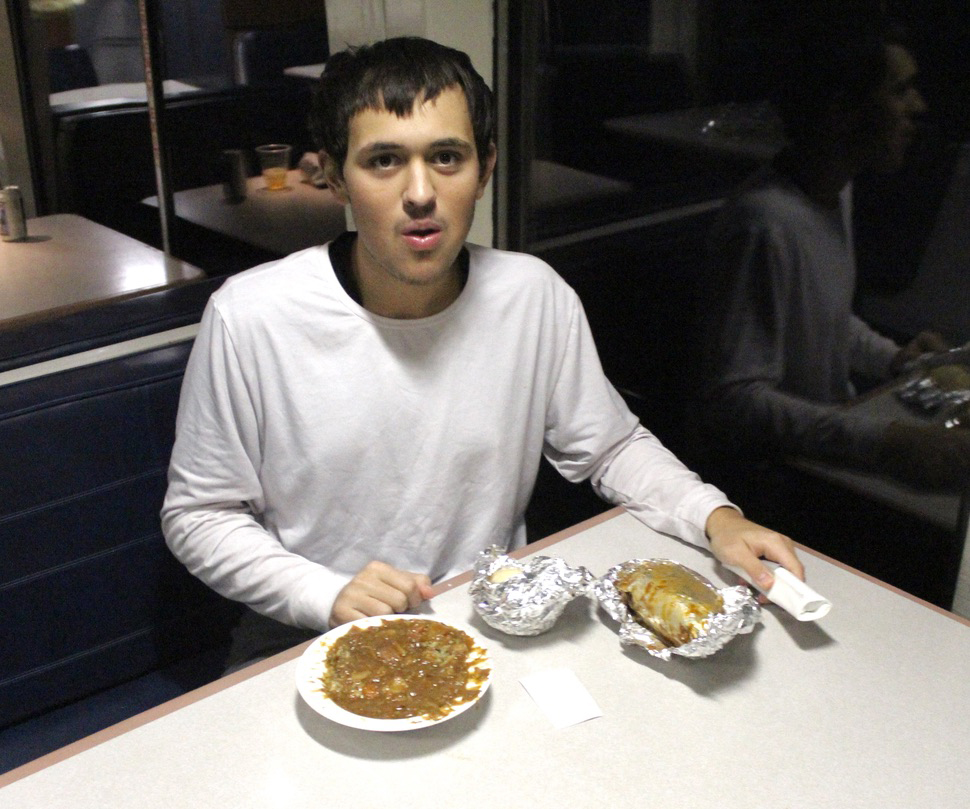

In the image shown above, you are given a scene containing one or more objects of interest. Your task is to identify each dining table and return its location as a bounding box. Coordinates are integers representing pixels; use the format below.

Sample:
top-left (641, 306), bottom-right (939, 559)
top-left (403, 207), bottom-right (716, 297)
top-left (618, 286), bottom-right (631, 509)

top-left (143, 170), bottom-right (347, 257)
top-left (0, 214), bottom-right (205, 332)
top-left (48, 80), bottom-right (201, 112)
top-left (2, 507), bottom-right (968, 808)
top-left (604, 102), bottom-right (785, 165)
top-left (283, 62), bottom-right (328, 80)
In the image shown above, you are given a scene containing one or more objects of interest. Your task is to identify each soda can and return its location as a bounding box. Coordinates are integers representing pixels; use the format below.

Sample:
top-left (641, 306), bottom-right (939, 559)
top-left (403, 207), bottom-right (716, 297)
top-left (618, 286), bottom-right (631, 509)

top-left (220, 149), bottom-right (248, 203)
top-left (0, 185), bottom-right (27, 242)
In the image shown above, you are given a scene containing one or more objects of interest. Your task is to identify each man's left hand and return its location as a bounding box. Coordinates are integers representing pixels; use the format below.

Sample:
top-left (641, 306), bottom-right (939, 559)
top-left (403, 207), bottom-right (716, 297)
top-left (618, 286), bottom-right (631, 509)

top-left (705, 506), bottom-right (804, 593)
top-left (890, 330), bottom-right (949, 376)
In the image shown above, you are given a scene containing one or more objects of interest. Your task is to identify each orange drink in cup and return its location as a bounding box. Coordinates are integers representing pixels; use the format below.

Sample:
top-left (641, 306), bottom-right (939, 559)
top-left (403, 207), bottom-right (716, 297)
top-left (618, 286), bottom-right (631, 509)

top-left (256, 144), bottom-right (292, 190)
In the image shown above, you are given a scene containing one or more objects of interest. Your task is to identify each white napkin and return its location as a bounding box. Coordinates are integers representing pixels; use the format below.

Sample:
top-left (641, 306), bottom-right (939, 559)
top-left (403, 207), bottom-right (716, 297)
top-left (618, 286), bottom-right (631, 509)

top-left (728, 565), bottom-right (831, 621)
top-left (519, 668), bottom-right (602, 729)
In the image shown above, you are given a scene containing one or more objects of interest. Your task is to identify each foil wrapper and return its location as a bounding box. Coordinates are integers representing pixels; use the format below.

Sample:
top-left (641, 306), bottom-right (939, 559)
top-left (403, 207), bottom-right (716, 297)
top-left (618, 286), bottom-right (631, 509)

top-left (469, 546), bottom-right (593, 636)
top-left (896, 347), bottom-right (970, 415)
top-left (896, 375), bottom-right (970, 414)
top-left (592, 559), bottom-right (761, 661)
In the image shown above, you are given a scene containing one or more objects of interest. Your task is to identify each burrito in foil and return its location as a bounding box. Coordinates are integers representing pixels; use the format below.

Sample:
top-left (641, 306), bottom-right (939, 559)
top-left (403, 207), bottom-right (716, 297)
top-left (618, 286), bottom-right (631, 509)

top-left (614, 560), bottom-right (724, 646)
top-left (594, 559), bottom-right (760, 660)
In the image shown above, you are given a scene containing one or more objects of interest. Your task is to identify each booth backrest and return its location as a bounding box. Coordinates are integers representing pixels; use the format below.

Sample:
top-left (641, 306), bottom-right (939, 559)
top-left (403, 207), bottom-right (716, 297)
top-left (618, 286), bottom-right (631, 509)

top-left (0, 338), bottom-right (241, 728)
top-left (0, 276), bottom-right (227, 375)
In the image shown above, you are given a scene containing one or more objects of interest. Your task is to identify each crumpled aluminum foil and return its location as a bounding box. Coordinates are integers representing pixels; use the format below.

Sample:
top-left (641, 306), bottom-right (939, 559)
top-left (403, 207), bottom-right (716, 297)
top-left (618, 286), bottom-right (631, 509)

top-left (591, 559), bottom-right (761, 661)
top-left (469, 546), bottom-right (593, 636)
top-left (896, 375), bottom-right (970, 414)
top-left (896, 347), bottom-right (970, 415)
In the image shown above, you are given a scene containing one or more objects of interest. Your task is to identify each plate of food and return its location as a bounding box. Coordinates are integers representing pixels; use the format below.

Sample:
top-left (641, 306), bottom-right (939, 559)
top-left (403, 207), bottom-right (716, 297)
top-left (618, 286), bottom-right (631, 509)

top-left (296, 614), bottom-right (492, 731)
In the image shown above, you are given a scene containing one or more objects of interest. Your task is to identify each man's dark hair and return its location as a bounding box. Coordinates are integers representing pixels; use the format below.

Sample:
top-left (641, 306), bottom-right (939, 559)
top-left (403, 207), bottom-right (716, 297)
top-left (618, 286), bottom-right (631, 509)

top-left (770, 14), bottom-right (909, 146)
top-left (310, 36), bottom-right (496, 175)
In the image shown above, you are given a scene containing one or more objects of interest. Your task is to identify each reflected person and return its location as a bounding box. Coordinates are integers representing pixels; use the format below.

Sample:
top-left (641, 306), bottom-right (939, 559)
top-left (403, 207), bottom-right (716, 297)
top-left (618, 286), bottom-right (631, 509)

top-left (701, 20), bottom-right (970, 492)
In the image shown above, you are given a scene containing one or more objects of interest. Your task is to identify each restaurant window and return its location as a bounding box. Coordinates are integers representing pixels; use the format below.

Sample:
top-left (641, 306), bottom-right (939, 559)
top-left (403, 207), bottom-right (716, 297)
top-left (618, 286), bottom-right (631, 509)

top-left (499, 0), bottom-right (970, 493)
top-left (507, 0), bottom-right (970, 272)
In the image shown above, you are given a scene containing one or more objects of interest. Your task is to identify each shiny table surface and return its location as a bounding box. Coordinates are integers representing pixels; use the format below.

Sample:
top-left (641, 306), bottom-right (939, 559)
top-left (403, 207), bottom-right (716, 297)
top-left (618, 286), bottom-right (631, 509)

top-left (144, 170), bottom-right (347, 257)
top-left (2, 508), bottom-right (969, 807)
top-left (0, 214), bottom-right (205, 331)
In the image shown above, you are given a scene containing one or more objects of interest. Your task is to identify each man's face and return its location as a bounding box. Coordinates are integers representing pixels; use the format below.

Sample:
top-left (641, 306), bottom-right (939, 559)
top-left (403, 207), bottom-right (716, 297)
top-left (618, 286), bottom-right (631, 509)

top-left (857, 43), bottom-right (927, 172)
top-left (326, 86), bottom-right (495, 298)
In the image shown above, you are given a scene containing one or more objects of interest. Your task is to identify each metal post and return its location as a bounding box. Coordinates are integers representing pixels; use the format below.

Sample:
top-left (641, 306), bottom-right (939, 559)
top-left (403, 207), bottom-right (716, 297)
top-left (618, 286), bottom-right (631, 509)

top-left (137, 0), bottom-right (174, 254)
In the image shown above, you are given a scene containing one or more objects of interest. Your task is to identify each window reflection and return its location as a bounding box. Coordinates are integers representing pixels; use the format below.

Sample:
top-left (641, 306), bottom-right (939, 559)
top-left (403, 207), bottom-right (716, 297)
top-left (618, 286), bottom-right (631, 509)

top-left (521, 0), bottom-right (970, 279)
top-left (513, 1), bottom-right (970, 610)
top-left (21, 0), bottom-right (332, 274)
top-left (525, 0), bottom-right (786, 247)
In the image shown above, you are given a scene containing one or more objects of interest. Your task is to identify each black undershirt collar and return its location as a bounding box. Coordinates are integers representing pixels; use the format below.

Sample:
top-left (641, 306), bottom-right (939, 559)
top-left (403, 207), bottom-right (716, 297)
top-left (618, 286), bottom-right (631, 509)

top-left (328, 232), bottom-right (470, 306)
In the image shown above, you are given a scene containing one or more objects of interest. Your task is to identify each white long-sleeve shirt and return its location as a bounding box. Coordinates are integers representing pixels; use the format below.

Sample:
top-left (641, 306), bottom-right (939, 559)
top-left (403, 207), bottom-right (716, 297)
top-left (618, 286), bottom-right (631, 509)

top-left (163, 242), bottom-right (733, 630)
top-left (702, 168), bottom-right (901, 464)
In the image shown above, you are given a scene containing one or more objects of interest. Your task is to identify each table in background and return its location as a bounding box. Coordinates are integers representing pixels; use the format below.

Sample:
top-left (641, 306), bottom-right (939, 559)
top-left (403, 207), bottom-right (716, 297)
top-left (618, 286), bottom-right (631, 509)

top-left (283, 63), bottom-right (327, 80)
top-left (49, 80), bottom-right (200, 112)
top-left (3, 508), bottom-right (969, 807)
top-left (0, 214), bottom-right (205, 331)
top-left (604, 102), bottom-right (785, 164)
top-left (144, 170), bottom-right (347, 257)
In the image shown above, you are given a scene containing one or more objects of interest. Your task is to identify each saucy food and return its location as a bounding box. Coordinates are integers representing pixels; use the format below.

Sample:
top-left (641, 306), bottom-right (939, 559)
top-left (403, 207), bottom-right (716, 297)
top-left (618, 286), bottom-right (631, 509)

top-left (928, 363), bottom-right (970, 392)
top-left (321, 619), bottom-right (489, 720)
top-left (615, 561), bottom-right (724, 647)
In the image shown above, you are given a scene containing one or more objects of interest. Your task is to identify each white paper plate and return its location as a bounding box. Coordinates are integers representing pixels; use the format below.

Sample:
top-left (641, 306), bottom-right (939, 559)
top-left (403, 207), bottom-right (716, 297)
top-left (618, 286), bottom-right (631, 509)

top-left (295, 614), bottom-right (492, 731)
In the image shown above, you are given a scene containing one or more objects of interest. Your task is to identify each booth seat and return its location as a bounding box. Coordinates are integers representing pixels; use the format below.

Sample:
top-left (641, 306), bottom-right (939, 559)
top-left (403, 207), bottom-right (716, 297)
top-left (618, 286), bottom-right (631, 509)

top-left (0, 331), bottom-right (242, 773)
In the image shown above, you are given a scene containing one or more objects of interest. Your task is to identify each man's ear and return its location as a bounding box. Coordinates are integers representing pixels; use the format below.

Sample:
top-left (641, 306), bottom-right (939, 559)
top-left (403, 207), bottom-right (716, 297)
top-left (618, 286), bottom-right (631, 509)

top-left (476, 143), bottom-right (498, 200)
top-left (321, 151), bottom-right (349, 204)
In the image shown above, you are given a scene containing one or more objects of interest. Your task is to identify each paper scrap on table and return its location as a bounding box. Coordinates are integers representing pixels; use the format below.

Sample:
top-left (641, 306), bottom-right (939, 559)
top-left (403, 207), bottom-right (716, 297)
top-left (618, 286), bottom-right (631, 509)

top-left (519, 667), bottom-right (602, 729)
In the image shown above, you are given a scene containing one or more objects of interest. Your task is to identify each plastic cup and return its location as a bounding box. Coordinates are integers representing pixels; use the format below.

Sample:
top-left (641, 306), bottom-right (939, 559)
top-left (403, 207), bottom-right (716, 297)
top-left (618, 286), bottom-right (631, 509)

top-left (256, 144), bottom-right (292, 191)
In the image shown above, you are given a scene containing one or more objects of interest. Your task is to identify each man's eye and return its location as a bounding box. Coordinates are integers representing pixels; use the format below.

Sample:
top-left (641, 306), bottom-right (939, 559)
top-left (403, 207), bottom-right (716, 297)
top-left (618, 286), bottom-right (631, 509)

top-left (435, 151), bottom-right (462, 167)
top-left (370, 154), bottom-right (398, 169)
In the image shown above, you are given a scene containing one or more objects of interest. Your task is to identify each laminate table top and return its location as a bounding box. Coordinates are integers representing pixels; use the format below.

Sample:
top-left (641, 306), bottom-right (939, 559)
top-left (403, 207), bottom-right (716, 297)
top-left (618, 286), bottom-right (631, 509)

top-left (144, 170), bottom-right (347, 257)
top-left (3, 508), bottom-right (969, 808)
top-left (0, 214), bottom-right (205, 331)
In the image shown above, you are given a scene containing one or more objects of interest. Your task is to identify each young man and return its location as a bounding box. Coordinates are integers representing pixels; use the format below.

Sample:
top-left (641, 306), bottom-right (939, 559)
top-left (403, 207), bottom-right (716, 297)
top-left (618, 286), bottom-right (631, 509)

top-left (162, 38), bottom-right (801, 662)
top-left (701, 21), bottom-right (970, 491)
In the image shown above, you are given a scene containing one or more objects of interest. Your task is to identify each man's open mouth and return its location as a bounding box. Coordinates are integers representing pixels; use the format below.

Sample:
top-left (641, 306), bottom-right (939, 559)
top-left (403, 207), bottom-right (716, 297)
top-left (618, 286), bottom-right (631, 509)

top-left (402, 225), bottom-right (443, 250)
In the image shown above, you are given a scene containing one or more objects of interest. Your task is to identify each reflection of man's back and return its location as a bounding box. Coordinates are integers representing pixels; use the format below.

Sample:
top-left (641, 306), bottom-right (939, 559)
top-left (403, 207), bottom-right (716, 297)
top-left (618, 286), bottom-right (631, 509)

top-left (855, 137), bottom-right (970, 344)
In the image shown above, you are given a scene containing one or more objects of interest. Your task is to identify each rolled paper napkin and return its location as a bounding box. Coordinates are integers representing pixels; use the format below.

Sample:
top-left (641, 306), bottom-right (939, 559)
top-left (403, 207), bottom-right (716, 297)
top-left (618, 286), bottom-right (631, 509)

top-left (298, 151), bottom-right (328, 187)
top-left (728, 564), bottom-right (831, 621)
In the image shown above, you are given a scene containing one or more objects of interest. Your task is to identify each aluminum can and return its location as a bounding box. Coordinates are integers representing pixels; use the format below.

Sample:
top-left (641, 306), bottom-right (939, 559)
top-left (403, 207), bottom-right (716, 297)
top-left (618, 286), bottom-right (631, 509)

top-left (0, 185), bottom-right (27, 241)
top-left (220, 149), bottom-right (248, 203)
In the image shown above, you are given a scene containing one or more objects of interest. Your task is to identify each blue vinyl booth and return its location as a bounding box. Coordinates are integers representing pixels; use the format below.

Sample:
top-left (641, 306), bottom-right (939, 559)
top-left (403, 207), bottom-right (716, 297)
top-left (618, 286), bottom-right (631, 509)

top-left (0, 278), bottom-right (242, 774)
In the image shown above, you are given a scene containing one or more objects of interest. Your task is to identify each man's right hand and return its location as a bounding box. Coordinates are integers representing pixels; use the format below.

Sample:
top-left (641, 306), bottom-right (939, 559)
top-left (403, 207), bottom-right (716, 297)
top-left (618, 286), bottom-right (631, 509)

top-left (329, 560), bottom-right (434, 628)
top-left (878, 421), bottom-right (970, 490)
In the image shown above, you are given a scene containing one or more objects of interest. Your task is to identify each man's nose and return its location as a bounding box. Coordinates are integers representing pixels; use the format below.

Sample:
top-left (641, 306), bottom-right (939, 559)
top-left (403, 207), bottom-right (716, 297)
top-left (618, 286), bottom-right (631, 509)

top-left (403, 160), bottom-right (435, 212)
